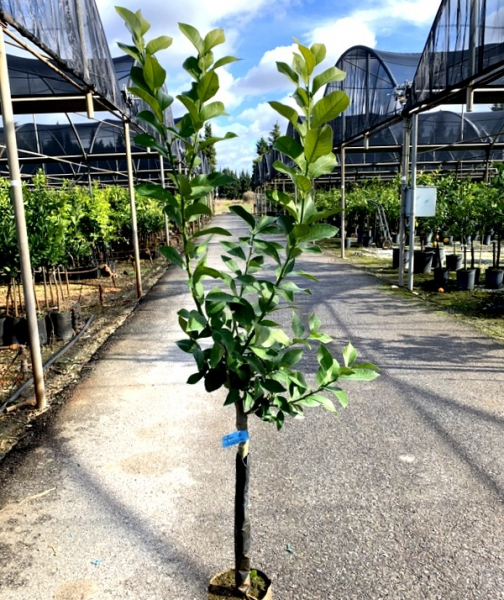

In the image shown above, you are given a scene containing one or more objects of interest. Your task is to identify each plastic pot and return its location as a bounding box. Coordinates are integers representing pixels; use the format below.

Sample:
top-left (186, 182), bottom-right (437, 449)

top-left (48, 311), bottom-right (73, 341)
top-left (433, 268), bottom-right (450, 287)
top-left (484, 268), bottom-right (504, 289)
top-left (430, 247), bottom-right (446, 269)
top-left (392, 247), bottom-right (410, 269)
top-left (362, 235), bottom-right (372, 248)
top-left (445, 254), bottom-right (463, 271)
top-left (456, 269), bottom-right (476, 291)
top-left (413, 250), bottom-right (434, 274)
top-left (0, 316), bottom-right (9, 346)
top-left (344, 238), bottom-right (352, 249)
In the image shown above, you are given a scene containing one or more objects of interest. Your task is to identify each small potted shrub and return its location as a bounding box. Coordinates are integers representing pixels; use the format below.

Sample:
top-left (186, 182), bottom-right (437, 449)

top-left (117, 9), bottom-right (379, 598)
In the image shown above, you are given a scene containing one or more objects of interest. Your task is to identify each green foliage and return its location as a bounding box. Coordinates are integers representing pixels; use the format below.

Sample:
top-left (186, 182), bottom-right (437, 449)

top-left (116, 12), bottom-right (379, 433)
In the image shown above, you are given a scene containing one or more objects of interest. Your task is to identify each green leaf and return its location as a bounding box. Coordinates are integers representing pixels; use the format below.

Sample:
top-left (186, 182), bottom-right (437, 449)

top-left (311, 90), bottom-right (350, 128)
top-left (198, 71), bottom-right (219, 102)
top-left (272, 160), bottom-right (297, 178)
top-left (230, 300), bottom-right (256, 329)
top-left (312, 66), bottom-right (346, 95)
top-left (204, 28), bottom-right (225, 53)
top-left (281, 348), bottom-right (303, 367)
top-left (304, 125), bottom-right (333, 164)
top-left (292, 52), bottom-right (308, 85)
top-left (342, 342), bottom-right (357, 368)
top-left (136, 183), bottom-right (177, 205)
top-left (295, 42), bottom-right (316, 77)
top-left (229, 204), bottom-right (256, 229)
top-left (262, 379), bottom-right (286, 393)
top-left (276, 61), bottom-right (299, 86)
top-left (307, 153), bottom-right (337, 179)
top-left (338, 369), bottom-right (379, 382)
top-left (177, 94), bottom-right (201, 128)
top-left (115, 7), bottom-right (150, 40)
top-left (193, 227), bottom-right (232, 237)
top-left (311, 394), bottom-right (337, 413)
top-left (328, 387), bottom-right (348, 407)
top-left (176, 338), bottom-right (198, 353)
top-left (299, 223), bottom-right (338, 243)
top-left (128, 86), bottom-right (162, 121)
top-left (292, 312), bottom-right (305, 338)
top-left (160, 246), bottom-right (184, 268)
top-left (135, 110), bottom-right (164, 135)
top-left (310, 43), bottom-right (326, 66)
top-left (185, 203), bottom-right (212, 220)
top-left (309, 313), bottom-right (321, 332)
top-left (221, 241), bottom-right (247, 261)
top-left (187, 371), bottom-right (204, 385)
top-left (179, 23), bottom-right (204, 54)
top-left (146, 35), bottom-right (173, 55)
top-left (268, 101), bottom-right (299, 126)
top-left (317, 344), bottom-right (334, 372)
top-left (117, 42), bottom-right (141, 63)
top-left (205, 365), bottom-right (227, 392)
top-left (274, 136), bottom-right (304, 163)
top-left (213, 55), bottom-right (240, 70)
top-left (200, 101), bottom-right (227, 121)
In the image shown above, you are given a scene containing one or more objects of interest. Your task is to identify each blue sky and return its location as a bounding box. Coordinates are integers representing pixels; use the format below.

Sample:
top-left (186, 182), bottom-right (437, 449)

top-left (97, 0), bottom-right (442, 173)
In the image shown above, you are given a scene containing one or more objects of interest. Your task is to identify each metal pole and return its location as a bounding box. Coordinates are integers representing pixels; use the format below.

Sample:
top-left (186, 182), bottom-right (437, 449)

top-left (340, 145), bottom-right (346, 259)
top-left (159, 154), bottom-right (170, 247)
top-left (398, 117), bottom-right (411, 287)
top-left (123, 119), bottom-right (142, 297)
top-left (0, 27), bottom-right (46, 409)
top-left (407, 113), bottom-right (419, 291)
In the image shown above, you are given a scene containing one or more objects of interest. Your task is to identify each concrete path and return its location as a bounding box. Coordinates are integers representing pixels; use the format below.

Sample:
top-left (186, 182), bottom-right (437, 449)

top-left (1, 214), bottom-right (503, 600)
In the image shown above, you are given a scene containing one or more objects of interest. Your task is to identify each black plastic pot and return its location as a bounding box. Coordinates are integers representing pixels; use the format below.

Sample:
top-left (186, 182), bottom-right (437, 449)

top-left (344, 238), bottom-right (352, 249)
top-left (474, 267), bottom-right (481, 286)
top-left (0, 316), bottom-right (8, 345)
top-left (413, 250), bottom-right (434, 274)
top-left (484, 268), bottom-right (504, 289)
top-left (430, 247), bottom-right (446, 269)
top-left (7, 317), bottom-right (29, 345)
top-left (37, 316), bottom-right (48, 346)
top-left (392, 247), bottom-right (410, 269)
top-left (445, 254), bottom-right (463, 271)
top-left (433, 268), bottom-right (450, 287)
top-left (483, 234), bottom-right (492, 245)
top-left (48, 311), bottom-right (73, 341)
top-left (456, 269), bottom-right (476, 291)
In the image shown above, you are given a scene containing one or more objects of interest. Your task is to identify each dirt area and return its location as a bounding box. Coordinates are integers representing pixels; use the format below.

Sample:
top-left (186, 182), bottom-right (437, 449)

top-left (0, 258), bottom-right (170, 461)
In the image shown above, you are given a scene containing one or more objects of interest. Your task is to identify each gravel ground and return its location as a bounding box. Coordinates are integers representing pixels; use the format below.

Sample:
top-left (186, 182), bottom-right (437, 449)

top-left (0, 214), bottom-right (503, 600)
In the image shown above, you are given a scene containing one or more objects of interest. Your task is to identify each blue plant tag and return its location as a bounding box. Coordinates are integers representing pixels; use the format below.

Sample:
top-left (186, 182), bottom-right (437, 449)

top-left (222, 430), bottom-right (249, 448)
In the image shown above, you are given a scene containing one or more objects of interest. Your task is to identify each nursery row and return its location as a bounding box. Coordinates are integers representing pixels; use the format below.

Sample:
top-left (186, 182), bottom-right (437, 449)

top-left (0, 172), bottom-right (167, 274)
top-left (312, 167), bottom-right (504, 261)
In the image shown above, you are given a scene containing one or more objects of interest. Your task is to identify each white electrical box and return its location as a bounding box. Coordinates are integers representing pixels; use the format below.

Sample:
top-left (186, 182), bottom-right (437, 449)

top-left (406, 186), bottom-right (437, 217)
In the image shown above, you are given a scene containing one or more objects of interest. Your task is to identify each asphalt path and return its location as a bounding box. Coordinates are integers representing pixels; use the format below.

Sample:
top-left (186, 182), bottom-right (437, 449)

top-left (1, 214), bottom-right (503, 600)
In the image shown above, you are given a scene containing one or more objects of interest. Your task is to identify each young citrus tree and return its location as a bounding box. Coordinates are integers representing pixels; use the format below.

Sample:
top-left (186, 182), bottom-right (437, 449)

top-left (116, 8), bottom-right (378, 596)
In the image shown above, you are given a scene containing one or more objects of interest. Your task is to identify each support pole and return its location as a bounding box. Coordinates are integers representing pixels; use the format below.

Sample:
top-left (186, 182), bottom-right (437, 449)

top-left (340, 145), bottom-right (346, 259)
top-left (398, 117), bottom-right (411, 287)
top-left (159, 154), bottom-right (170, 247)
top-left (407, 113), bottom-right (419, 291)
top-left (0, 27), bottom-right (46, 409)
top-left (123, 119), bottom-right (142, 298)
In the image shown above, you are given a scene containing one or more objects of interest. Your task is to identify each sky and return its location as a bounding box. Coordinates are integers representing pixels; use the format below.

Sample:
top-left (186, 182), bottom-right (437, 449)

top-left (96, 0), bottom-right (443, 173)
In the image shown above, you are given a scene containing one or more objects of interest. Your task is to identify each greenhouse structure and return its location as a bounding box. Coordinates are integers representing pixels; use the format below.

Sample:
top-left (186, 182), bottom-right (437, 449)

top-left (1, 0), bottom-right (504, 408)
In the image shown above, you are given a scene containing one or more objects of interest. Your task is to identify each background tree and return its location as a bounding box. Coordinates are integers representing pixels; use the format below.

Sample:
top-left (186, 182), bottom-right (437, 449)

top-left (267, 121), bottom-right (282, 151)
top-left (255, 136), bottom-right (269, 157)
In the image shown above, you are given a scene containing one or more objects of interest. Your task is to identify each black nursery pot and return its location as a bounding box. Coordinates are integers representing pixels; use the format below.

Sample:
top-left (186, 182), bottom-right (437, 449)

top-left (413, 250), bottom-right (434, 274)
top-left (392, 247), bottom-right (410, 269)
top-left (433, 268), bottom-right (450, 287)
top-left (456, 269), bottom-right (476, 291)
top-left (484, 268), bottom-right (504, 289)
top-left (445, 254), bottom-right (463, 271)
top-left (47, 311), bottom-right (73, 341)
